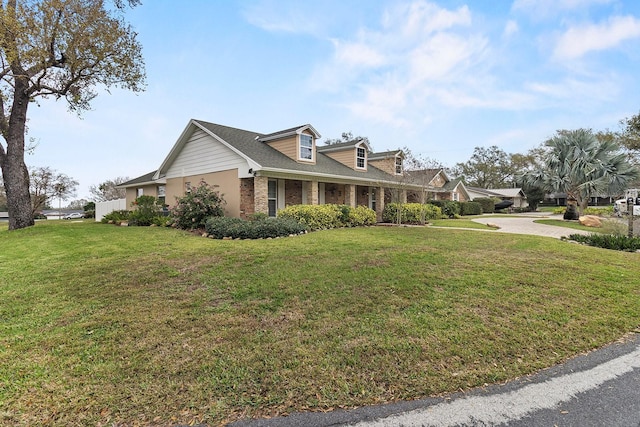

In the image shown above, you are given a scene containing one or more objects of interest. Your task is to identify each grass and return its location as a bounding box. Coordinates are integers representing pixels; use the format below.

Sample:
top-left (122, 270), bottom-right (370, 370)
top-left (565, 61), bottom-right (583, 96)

top-left (534, 219), bottom-right (609, 233)
top-left (1, 221), bottom-right (640, 426)
top-left (429, 219), bottom-right (495, 229)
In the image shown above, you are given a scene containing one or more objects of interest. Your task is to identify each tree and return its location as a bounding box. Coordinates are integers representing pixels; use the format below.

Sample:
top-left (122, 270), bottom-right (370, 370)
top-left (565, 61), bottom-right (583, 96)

top-left (522, 129), bottom-right (640, 214)
top-left (453, 146), bottom-right (517, 188)
top-left (0, 175), bottom-right (6, 210)
top-left (29, 166), bottom-right (78, 213)
top-left (89, 176), bottom-right (129, 201)
top-left (0, 0), bottom-right (145, 230)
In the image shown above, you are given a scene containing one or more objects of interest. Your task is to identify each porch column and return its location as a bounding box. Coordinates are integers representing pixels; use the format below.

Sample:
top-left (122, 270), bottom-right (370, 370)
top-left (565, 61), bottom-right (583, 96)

top-left (376, 186), bottom-right (385, 222)
top-left (304, 180), bottom-right (319, 205)
top-left (401, 189), bottom-right (407, 204)
top-left (346, 184), bottom-right (356, 207)
top-left (254, 175), bottom-right (268, 215)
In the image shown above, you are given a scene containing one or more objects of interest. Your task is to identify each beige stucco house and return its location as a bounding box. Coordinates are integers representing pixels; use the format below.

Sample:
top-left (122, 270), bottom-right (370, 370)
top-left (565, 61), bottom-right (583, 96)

top-left (118, 119), bottom-right (468, 220)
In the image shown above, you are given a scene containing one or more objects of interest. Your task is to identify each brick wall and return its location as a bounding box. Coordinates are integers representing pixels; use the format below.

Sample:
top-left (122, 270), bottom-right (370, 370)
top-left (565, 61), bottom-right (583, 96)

top-left (239, 178), bottom-right (254, 219)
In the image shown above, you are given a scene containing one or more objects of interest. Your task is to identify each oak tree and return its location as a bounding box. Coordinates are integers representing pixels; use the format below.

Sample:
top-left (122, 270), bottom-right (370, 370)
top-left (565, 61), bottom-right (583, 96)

top-left (0, 0), bottom-right (145, 230)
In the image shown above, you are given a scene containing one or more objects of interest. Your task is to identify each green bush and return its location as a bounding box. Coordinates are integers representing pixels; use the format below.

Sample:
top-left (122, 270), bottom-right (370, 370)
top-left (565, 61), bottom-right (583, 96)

top-left (382, 203), bottom-right (442, 224)
top-left (583, 206), bottom-right (614, 216)
top-left (205, 217), bottom-right (307, 239)
top-left (474, 198), bottom-right (495, 213)
top-left (568, 233), bottom-right (640, 252)
top-left (460, 201), bottom-right (482, 216)
top-left (276, 204), bottom-right (376, 230)
top-left (344, 205), bottom-right (377, 227)
top-left (170, 181), bottom-right (226, 230)
top-left (129, 195), bottom-right (163, 226)
top-left (101, 210), bottom-right (130, 224)
top-left (429, 200), bottom-right (461, 218)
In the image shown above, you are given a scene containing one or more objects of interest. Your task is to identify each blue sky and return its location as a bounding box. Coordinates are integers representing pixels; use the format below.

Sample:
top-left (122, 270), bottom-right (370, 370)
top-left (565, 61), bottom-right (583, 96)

top-left (25, 0), bottom-right (640, 200)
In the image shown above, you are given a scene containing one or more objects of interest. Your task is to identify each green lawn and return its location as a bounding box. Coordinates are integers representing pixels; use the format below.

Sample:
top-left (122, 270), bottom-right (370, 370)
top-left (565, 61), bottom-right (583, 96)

top-left (1, 221), bottom-right (639, 426)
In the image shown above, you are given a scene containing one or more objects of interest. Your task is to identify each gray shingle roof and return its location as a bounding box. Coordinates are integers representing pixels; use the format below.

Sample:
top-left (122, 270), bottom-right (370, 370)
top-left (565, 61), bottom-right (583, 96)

top-left (194, 120), bottom-right (400, 184)
top-left (119, 170), bottom-right (157, 187)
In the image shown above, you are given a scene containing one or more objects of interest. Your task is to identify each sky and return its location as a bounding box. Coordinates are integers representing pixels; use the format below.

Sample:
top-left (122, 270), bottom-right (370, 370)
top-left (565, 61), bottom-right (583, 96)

top-left (23, 0), bottom-right (640, 201)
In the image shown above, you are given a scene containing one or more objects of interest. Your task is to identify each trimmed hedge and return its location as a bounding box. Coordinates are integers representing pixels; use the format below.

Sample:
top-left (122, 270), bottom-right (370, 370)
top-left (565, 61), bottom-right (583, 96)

top-left (473, 197), bottom-right (495, 213)
top-left (460, 201), bottom-right (482, 216)
top-left (382, 203), bottom-right (442, 224)
top-left (277, 204), bottom-right (376, 230)
top-left (429, 200), bottom-right (461, 218)
top-left (205, 217), bottom-right (308, 239)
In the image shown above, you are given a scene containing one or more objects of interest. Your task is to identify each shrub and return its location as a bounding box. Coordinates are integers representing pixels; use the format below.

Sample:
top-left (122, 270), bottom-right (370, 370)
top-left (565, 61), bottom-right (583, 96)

top-left (460, 201), bottom-right (482, 216)
top-left (345, 205), bottom-right (377, 227)
top-left (277, 205), bottom-right (341, 230)
top-left (170, 181), bottom-right (226, 230)
top-left (101, 210), bottom-right (130, 224)
top-left (205, 217), bottom-right (307, 239)
top-left (276, 204), bottom-right (376, 230)
top-left (429, 200), bottom-right (460, 218)
top-left (474, 198), bottom-right (495, 214)
top-left (568, 233), bottom-right (640, 252)
top-left (129, 195), bottom-right (163, 226)
top-left (583, 206), bottom-right (614, 216)
top-left (382, 203), bottom-right (442, 224)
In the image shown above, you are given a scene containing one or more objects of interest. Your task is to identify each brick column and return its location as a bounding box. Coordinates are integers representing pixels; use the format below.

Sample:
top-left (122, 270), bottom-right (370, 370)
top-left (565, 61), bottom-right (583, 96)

top-left (346, 184), bottom-right (356, 207)
top-left (305, 180), bottom-right (319, 205)
top-left (254, 175), bottom-right (268, 215)
top-left (376, 186), bottom-right (384, 222)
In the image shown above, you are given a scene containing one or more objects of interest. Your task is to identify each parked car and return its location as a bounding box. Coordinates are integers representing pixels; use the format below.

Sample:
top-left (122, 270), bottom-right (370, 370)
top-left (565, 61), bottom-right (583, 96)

top-left (63, 212), bottom-right (84, 220)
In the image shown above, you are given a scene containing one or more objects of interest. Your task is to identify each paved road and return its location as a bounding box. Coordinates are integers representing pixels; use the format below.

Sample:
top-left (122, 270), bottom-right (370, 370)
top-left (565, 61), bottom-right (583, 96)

top-left (467, 213), bottom-right (592, 239)
top-left (228, 334), bottom-right (640, 427)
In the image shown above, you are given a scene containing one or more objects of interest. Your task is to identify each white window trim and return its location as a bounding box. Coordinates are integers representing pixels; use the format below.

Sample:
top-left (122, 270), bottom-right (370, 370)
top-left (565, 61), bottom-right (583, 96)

top-left (395, 156), bottom-right (403, 175)
top-left (356, 146), bottom-right (367, 170)
top-left (298, 133), bottom-right (314, 162)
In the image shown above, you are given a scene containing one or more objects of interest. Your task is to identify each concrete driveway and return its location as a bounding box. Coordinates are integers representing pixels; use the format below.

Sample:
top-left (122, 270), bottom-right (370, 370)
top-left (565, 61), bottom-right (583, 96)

top-left (467, 213), bottom-right (592, 239)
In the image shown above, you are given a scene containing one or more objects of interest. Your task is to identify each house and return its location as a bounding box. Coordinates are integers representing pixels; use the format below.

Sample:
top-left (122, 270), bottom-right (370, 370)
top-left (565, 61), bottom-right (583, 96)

top-left (467, 187), bottom-right (528, 208)
top-left (118, 119), bottom-right (468, 220)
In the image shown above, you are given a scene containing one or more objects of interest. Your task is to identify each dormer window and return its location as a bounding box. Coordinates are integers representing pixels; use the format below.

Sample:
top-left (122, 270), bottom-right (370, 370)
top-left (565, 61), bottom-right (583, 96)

top-left (356, 147), bottom-right (366, 169)
top-left (300, 134), bottom-right (313, 161)
top-left (395, 156), bottom-right (403, 174)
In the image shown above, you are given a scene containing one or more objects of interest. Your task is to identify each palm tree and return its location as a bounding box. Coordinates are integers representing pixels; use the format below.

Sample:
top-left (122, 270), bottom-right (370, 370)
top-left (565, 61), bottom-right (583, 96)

top-left (523, 129), bottom-right (640, 214)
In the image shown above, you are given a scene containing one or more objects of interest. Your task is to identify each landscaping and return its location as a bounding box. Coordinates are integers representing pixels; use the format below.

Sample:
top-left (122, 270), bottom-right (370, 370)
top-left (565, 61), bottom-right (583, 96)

top-left (1, 221), bottom-right (639, 426)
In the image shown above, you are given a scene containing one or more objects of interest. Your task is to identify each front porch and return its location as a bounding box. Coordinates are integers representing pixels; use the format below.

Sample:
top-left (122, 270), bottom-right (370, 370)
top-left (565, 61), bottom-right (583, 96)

top-left (240, 176), bottom-right (400, 222)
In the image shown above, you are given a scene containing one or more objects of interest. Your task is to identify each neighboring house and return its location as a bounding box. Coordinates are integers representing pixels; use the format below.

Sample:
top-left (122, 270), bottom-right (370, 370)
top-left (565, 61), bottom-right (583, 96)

top-left (467, 187), bottom-right (528, 208)
top-left (405, 169), bottom-right (471, 203)
top-left (544, 192), bottom-right (618, 206)
top-left (118, 119), bottom-right (451, 221)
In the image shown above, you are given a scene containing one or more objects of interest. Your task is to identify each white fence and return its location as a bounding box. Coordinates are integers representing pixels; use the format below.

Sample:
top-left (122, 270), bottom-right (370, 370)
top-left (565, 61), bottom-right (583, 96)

top-left (95, 199), bottom-right (127, 222)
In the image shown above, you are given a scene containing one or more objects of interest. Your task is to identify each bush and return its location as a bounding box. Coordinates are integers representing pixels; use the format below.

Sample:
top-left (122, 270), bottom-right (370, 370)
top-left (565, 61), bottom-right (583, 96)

top-left (460, 201), bottom-right (482, 216)
top-left (382, 203), bottom-right (442, 224)
top-left (473, 198), bottom-right (495, 214)
top-left (205, 217), bottom-right (308, 239)
top-left (344, 205), bottom-right (377, 227)
top-left (170, 181), bottom-right (226, 230)
top-left (429, 200), bottom-right (461, 218)
top-left (583, 206), bottom-right (614, 216)
top-left (568, 233), bottom-right (640, 252)
top-left (101, 210), bottom-right (130, 224)
top-left (129, 195), bottom-right (163, 226)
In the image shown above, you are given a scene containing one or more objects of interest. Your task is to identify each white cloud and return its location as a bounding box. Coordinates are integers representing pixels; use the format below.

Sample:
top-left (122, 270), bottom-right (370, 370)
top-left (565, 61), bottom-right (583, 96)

top-left (553, 15), bottom-right (640, 59)
top-left (312, 1), bottom-right (488, 126)
top-left (503, 20), bottom-right (519, 38)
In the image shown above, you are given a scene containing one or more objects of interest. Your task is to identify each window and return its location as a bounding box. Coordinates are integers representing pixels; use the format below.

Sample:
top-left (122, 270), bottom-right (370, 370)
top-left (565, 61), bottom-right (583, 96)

top-left (185, 182), bottom-right (192, 193)
top-left (300, 134), bottom-right (313, 161)
top-left (137, 188), bottom-right (143, 197)
top-left (157, 185), bottom-right (166, 197)
top-left (356, 147), bottom-right (366, 169)
top-left (268, 180), bottom-right (277, 217)
top-left (370, 187), bottom-right (376, 211)
top-left (395, 157), bottom-right (403, 174)
top-left (453, 192), bottom-right (459, 202)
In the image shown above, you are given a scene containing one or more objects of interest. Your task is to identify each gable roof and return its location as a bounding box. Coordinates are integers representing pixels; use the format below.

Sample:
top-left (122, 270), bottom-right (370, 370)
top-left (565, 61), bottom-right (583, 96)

top-left (149, 119), bottom-right (407, 186)
top-left (368, 150), bottom-right (403, 160)
top-left (467, 187), bottom-right (525, 198)
top-left (119, 170), bottom-right (160, 187)
top-left (317, 138), bottom-right (372, 153)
